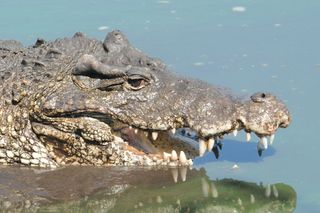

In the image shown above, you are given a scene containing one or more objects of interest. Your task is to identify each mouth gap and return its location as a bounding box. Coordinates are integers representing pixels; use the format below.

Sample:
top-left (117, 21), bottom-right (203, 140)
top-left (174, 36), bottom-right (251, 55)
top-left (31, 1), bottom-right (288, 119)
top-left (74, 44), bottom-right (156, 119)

top-left (43, 113), bottom-right (276, 164)
top-left (118, 128), bottom-right (198, 159)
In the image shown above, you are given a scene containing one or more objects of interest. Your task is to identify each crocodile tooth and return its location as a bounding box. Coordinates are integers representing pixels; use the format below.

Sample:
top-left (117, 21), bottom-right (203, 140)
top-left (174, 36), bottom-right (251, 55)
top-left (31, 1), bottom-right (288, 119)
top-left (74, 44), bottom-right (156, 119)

top-left (269, 134), bottom-right (275, 145)
top-left (261, 137), bottom-right (268, 149)
top-left (144, 131), bottom-right (148, 137)
top-left (257, 137), bottom-right (268, 156)
top-left (257, 137), bottom-right (268, 157)
top-left (129, 126), bottom-right (132, 129)
top-left (246, 132), bottom-right (251, 142)
top-left (152, 132), bottom-right (158, 140)
top-left (171, 168), bottom-right (178, 183)
top-left (207, 138), bottom-right (215, 150)
top-left (163, 152), bottom-right (171, 161)
top-left (171, 150), bottom-right (178, 161)
top-left (179, 151), bottom-right (187, 165)
top-left (187, 159), bottom-right (193, 166)
top-left (134, 129), bottom-right (138, 134)
top-left (170, 128), bottom-right (176, 134)
top-left (232, 129), bottom-right (238, 137)
top-left (199, 139), bottom-right (207, 157)
top-left (179, 166), bottom-right (187, 182)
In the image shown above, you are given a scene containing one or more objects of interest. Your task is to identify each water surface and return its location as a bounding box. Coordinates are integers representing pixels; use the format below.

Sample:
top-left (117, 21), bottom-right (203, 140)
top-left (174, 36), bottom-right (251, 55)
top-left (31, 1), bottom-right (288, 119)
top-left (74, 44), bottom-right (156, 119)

top-left (0, 0), bottom-right (319, 212)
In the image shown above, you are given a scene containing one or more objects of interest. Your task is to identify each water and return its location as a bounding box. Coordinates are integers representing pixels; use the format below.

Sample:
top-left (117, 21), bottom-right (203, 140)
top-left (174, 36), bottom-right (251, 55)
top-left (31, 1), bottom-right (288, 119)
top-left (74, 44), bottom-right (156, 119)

top-left (0, 0), bottom-right (319, 212)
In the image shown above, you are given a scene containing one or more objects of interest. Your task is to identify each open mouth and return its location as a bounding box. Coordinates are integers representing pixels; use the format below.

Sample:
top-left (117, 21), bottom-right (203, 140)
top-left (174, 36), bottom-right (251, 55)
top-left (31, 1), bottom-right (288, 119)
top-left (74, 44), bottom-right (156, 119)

top-left (115, 121), bottom-right (278, 166)
top-left (33, 110), bottom-right (282, 167)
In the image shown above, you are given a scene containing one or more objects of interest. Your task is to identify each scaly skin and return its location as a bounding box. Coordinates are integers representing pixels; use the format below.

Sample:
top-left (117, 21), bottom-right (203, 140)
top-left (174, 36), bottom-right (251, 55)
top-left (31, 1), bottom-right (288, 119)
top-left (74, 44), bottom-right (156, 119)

top-left (0, 31), bottom-right (291, 168)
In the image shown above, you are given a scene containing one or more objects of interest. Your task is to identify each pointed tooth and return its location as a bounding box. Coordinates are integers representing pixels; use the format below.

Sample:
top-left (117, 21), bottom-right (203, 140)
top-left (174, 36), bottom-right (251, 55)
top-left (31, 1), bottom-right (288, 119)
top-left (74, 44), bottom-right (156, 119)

top-left (152, 132), bottom-right (158, 140)
top-left (246, 132), bottom-right (251, 142)
top-left (232, 129), bottom-right (238, 137)
top-left (144, 131), bottom-right (148, 137)
top-left (171, 150), bottom-right (178, 161)
top-left (207, 138), bottom-right (215, 151)
top-left (262, 137), bottom-right (268, 149)
top-left (199, 139), bottom-right (207, 157)
top-left (187, 159), bottom-right (193, 166)
top-left (211, 182), bottom-right (218, 198)
top-left (163, 152), bottom-right (171, 161)
top-left (257, 137), bottom-right (268, 156)
top-left (170, 128), bottom-right (176, 134)
top-left (179, 151), bottom-right (187, 165)
top-left (134, 129), bottom-right (138, 134)
top-left (179, 166), bottom-right (187, 182)
top-left (269, 134), bottom-right (275, 145)
top-left (201, 178), bottom-right (209, 197)
top-left (171, 168), bottom-right (178, 183)
top-left (129, 126), bottom-right (132, 129)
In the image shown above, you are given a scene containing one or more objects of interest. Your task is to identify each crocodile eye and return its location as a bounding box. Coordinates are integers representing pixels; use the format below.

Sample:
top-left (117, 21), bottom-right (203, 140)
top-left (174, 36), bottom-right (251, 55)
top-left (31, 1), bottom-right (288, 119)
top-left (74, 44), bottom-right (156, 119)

top-left (128, 78), bottom-right (145, 88)
top-left (125, 75), bottom-right (149, 90)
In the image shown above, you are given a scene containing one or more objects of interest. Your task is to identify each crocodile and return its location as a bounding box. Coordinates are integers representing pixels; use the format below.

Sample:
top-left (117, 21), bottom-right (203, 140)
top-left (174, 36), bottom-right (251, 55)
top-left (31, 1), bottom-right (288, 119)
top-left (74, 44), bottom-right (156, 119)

top-left (0, 30), bottom-right (291, 168)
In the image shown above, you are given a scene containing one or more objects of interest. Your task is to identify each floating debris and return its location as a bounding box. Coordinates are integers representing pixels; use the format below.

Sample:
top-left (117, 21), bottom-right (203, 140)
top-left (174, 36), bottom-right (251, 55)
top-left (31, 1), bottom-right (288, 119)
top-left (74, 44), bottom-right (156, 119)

top-left (98, 26), bottom-right (109, 31)
top-left (232, 6), bottom-right (246, 13)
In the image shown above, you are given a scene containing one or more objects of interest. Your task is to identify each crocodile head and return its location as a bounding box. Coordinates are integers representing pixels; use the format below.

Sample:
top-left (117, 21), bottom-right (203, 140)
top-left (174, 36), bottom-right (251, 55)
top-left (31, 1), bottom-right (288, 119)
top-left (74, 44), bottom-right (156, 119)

top-left (31, 31), bottom-right (291, 166)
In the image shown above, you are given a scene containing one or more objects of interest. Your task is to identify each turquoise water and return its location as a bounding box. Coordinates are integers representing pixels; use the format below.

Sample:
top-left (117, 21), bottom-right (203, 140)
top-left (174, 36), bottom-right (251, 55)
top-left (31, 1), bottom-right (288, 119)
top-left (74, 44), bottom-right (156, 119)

top-left (1, 0), bottom-right (319, 212)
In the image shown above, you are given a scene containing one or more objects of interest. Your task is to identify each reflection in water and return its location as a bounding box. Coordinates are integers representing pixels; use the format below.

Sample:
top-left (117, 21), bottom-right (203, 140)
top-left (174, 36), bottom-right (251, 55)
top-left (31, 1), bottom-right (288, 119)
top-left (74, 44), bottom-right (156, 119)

top-left (0, 166), bottom-right (296, 212)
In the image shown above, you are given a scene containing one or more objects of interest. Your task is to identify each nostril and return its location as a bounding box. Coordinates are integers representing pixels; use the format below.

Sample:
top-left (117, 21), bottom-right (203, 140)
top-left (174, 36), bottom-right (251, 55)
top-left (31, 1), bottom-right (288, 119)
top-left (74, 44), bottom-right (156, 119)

top-left (261, 93), bottom-right (266, 98)
top-left (279, 122), bottom-right (286, 128)
top-left (279, 119), bottom-right (290, 128)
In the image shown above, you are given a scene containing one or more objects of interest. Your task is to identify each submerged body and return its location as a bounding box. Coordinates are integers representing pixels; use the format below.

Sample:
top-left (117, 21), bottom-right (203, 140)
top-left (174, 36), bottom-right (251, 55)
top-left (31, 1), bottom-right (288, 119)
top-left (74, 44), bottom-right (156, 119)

top-left (0, 31), bottom-right (291, 167)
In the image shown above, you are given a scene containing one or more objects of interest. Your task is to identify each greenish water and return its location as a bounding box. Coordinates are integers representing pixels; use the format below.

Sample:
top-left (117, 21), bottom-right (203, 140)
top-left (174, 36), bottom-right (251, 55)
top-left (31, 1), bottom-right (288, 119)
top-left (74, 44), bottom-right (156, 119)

top-left (0, 0), bottom-right (319, 212)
